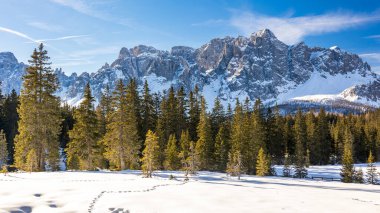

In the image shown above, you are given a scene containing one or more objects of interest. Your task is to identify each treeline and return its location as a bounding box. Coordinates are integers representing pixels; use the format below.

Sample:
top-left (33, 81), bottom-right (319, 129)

top-left (0, 44), bottom-right (379, 180)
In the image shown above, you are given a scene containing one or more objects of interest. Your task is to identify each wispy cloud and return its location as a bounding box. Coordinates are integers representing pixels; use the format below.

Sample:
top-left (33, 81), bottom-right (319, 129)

top-left (227, 10), bottom-right (380, 44)
top-left (50, 0), bottom-right (136, 27)
top-left (27, 21), bottom-right (64, 32)
top-left (360, 53), bottom-right (380, 74)
top-left (360, 53), bottom-right (380, 61)
top-left (0, 26), bottom-right (39, 43)
top-left (366, 34), bottom-right (380, 39)
top-left (36, 35), bottom-right (90, 43)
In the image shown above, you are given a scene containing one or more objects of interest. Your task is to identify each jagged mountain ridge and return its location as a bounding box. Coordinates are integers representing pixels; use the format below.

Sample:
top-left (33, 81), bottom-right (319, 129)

top-left (0, 29), bottom-right (379, 111)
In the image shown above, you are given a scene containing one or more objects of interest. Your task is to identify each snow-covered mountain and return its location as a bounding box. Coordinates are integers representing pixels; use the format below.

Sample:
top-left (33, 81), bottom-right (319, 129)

top-left (0, 29), bottom-right (379, 111)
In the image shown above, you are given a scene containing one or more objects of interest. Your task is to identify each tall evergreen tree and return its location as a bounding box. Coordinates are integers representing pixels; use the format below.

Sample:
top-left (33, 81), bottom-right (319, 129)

top-left (141, 130), bottom-right (159, 177)
top-left (293, 109), bottom-right (308, 178)
top-left (96, 84), bottom-right (112, 137)
top-left (227, 100), bottom-right (245, 178)
top-left (66, 83), bottom-right (100, 170)
top-left (141, 80), bottom-right (157, 138)
top-left (366, 151), bottom-right (378, 184)
top-left (102, 80), bottom-right (140, 170)
top-left (256, 147), bottom-right (270, 176)
top-left (0, 130), bottom-right (8, 166)
top-left (214, 125), bottom-right (230, 171)
top-left (179, 130), bottom-right (191, 174)
top-left (164, 134), bottom-right (180, 170)
top-left (341, 128), bottom-right (355, 183)
top-left (315, 108), bottom-right (331, 164)
top-left (195, 97), bottom-right (214, 170)
top-left (3, 90), bottom-right (19, 164)
top-left (14, 44), bottom-right (61, 171)
top-left (188, 88), bottom-right (200, 141)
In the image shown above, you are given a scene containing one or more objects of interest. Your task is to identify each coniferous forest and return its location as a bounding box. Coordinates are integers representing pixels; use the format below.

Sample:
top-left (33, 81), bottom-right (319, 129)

top-left (1, 44), bottom-right (380, 183)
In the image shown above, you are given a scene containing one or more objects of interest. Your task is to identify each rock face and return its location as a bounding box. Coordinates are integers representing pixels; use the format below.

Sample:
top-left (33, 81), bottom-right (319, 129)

top-left (0, 52), bottom-right (25, 95)
top-left (0, 29), bottom-right (379, 111)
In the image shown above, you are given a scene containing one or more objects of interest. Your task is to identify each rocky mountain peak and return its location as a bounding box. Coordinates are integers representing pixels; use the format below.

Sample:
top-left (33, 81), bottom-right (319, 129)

top-left (0, 52), bottom-right (19, 65)
top-left (0, 29), bottom-right (378, 112)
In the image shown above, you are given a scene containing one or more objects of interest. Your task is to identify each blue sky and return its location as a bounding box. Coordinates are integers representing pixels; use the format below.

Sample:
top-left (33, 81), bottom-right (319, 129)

top-left (0, 0), bottom-right (380, 74)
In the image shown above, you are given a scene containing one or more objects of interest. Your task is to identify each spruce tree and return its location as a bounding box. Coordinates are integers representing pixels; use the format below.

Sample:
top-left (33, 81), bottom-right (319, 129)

top-left (366, 151), bottom-right (378, 184)
top-left (141, 80), bottom-right (157, 138)
top-left (0, 130), bottom-right (8, 166)
top-left (176, 86), bottom-right (188, 138)
top-left (96, 84), bottom-right (112, 137)
top-left (66, 83), bottom-right (100, 170)
top-left (341, 128), bottom-right (355, 183)
top-left (256, 147), bottom-right (270, 176)
top-left (187, 140), bottom-right (199, 175)
top-left (179, 130), bottom-right (191, 174)
top-left (164, 134), bottom-right (180, 170)
top-left (188, 89), bottom-right (200, 141)
top-left (26, 149), bottom-right (38, 172)
top-left (227, 149), bottom-right (243, 180)
top-left (102, 80), bottom-right (140, 170)
top-left (14, 43), bottom-right (61, 171)
top-left (227, 100), bottom-right (245, 177)
top-left (294, 109), bottom-right (308, 178)
top-left (354, 168), bottom-right (364, 184)
top-left (315, 108), bottom-right (331, 164)
top-left (3, 89), bottom-right (19, 164)
top-left (141, 130), bottom-right (159, 177)
top-left (195, 97), bottom-right (214, 170)
top-left (214, 125), bottom-right (230, 171)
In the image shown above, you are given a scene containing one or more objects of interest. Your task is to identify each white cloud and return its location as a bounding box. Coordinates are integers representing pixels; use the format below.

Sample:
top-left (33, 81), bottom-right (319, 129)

top-left (27, 21), bottom-right (64, 32)
top-left (0, 26), bottom-right (39, 43)
top-left (50, 0), bottom-right (135, 27)
top-left (36, 35), bottom-right (90, 43)
top-left (228, 10), bottom-right (380, 44)
top-left (360, 53), bottom-right (380, 61)
top-left (359, 53), bottom-right (380, 74)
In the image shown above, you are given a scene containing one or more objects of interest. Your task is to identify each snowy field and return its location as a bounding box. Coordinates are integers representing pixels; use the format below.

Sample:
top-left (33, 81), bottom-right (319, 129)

top-left (1, 164), bottom-right (380, 213)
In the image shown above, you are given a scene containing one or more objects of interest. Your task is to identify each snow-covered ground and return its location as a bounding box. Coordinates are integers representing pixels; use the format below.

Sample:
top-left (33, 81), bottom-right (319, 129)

top-left (1, 164), bottom-right (380, 213)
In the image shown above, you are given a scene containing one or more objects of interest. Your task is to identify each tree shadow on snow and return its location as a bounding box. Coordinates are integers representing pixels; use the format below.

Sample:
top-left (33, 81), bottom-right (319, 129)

top-left (10, 206), bottom-right (32, 213)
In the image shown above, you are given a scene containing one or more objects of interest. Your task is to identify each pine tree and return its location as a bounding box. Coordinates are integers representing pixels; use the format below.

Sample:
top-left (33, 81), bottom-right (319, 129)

top-left (179, 130), bottom-right (191, 174)
top-left (341, 128), bottom-right (355, 183)
top-left (176, 86), bottom-right (188, 138)
top-left (247, 99), bottom-right (266, 174)
top-left (14, 44), bottom-right (61, 171)
top-left (354, 168), bottom-right (364, 184)
top-left (227, 100), bottom-right (245, 177)
top-left (294, 109), bottom-right (308, 178)
top-left (210, 97), bottom-right (225, 138)
top-left (214, 125), bottom-right (230, 171)
top-left (187, 140), bottom-right (199, 175)
top-left (315, 108), bottom-right (331, 164)
top-left (102, 80), bottom-right (140, 170)
top-left (188, 89), bottom-right (200, 141)
top-left (66, 83), bottom-right (100, 170)
top-left (256, 147), bottom-right (270, 176)
top-left (141, 80), bottom-right (157, 138)
top-left (141, 130), bottom-right (159, 177)
top-left (0, 130), bottom-right (8, 166)
top-left (3, 89), bottom-right (19, 164)
top-left (26, 149), bottom-right (38, 172)
top-left (227, 149), bottom-right (243, 180)
top-left (164, 134), bottom-right (180, 170)
top-left (96, 84), bottom-right (112, 137)
top-left (195, 97), bottom-right (214, 170)
top-left (366, 151), bottom-right (378, 184)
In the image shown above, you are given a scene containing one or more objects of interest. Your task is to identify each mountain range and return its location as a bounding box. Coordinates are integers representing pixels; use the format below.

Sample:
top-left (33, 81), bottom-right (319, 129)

top-left (0, 29), bottom-right (379, 112)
